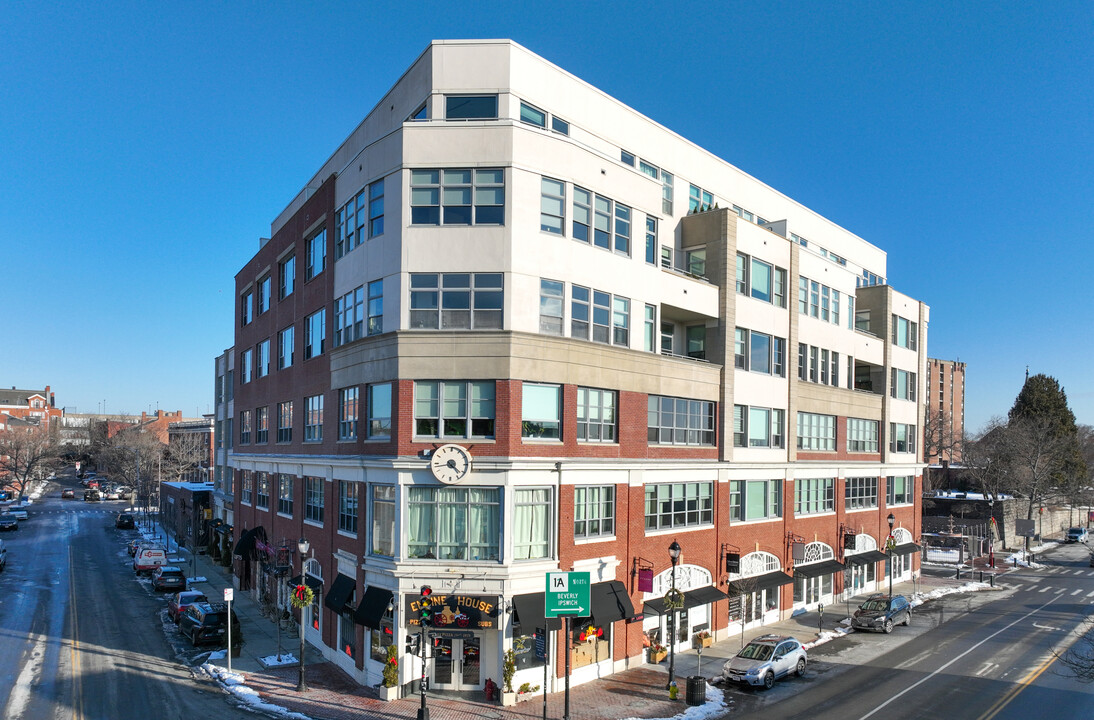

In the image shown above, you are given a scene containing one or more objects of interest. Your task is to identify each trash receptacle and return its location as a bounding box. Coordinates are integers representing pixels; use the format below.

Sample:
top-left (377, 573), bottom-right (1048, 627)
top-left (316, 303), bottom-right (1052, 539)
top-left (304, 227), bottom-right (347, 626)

top-left (685, 676), bottom-right (706, 706)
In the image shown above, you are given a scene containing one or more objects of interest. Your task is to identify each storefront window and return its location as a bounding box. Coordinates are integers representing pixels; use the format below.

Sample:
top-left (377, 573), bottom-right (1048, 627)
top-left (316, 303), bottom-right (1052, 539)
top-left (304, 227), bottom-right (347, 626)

top-left (512, 632), bottom-right (545, 671)
top-left (369, 606), bottom-right (395, 661)
top-left (570, 623), bottom-right (610, 669)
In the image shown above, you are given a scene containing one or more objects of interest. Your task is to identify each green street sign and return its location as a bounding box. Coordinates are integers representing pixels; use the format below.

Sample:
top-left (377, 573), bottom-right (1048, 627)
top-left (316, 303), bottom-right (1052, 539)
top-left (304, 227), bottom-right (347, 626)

top-left (545, 571), bottom-right (591, 617)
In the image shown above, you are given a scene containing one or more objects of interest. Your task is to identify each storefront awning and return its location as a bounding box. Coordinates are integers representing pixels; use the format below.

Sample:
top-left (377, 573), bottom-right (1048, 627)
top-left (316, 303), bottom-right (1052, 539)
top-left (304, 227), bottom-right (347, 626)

top-left (287, 574), bottom-right (323, 595)
top-left (728, 571), bottom-right (794, 594)
top-left (232, 526), bottom-right (266, 559)
top-left (353, 586), bottom-right (395, 629)
top-left (844, 550), bottom-right (889, 565)
top-left (590, 580), bottom-right (636, 625)
top-left (512, 592), bottom-right (562, 633)
top-left (892, 543), bottom-right (921, 556)
top-left (643, 584), bottom-right (729, 615)
top-left (794, 559), bottom-right (845, 578)
top-left (323, 573), bottom-right (355, 613)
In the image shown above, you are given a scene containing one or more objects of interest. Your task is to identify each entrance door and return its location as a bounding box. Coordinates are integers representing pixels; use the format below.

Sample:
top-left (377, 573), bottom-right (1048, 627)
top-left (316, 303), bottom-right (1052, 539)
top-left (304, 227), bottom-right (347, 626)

top-left (431, 637), bottom-right (481, 690)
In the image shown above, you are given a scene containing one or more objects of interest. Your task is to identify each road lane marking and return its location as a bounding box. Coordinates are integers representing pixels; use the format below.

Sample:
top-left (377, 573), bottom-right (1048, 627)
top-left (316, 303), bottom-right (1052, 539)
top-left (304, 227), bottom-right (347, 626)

top-left (1032, 622), bottom-right (1062, 631)
top-left (855, 595), bottom-right (1062, 720)
top-left (4, 633), bottom-right (48, 719)
top-left (69, 545), bottom-right (83, 720)
top-left (1038, 586), bottom-right (1050, 593)
top-left (1071, 589), bottom-right (1083, 596)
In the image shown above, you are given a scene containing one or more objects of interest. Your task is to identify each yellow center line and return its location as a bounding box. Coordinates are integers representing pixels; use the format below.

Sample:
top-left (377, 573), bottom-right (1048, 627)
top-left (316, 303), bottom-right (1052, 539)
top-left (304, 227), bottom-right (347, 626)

top-left (68, 546), bottom-right (82, 720)
top-left (977, 651), bottom-right (1057, 720)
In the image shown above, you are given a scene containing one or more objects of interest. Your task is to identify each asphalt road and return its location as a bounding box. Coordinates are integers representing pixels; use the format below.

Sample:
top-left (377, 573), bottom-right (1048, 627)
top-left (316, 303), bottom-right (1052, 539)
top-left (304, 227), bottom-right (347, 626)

top-left (0, 473), bottom-right (256, 720)
top-left (730, 543), bottom-right (1094, 720)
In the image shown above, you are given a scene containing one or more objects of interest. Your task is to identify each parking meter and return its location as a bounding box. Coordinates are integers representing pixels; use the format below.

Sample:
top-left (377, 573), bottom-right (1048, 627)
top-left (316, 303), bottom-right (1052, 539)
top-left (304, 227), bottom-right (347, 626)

top-left (818, 603), bottom-right (824, 632)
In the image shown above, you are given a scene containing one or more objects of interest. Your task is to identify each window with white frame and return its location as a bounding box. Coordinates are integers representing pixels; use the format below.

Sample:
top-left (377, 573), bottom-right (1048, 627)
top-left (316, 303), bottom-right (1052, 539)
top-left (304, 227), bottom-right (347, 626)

top-left (241, 291), bottom-right (253, 326)
top-left (414, 380), bottom-right (495, 439)
top-left (522, 383), bottom-right (560, 439)
top-left (304, 394), bottom-right (323, 442)
top-left (539, 279), bottom-right (564, 336)
top-left (409, 272), bottom-right (503, 329)
top-left (514, 488), bottom-right (552, 560)
top-left (891, 368), bottom-right (917, 401)
top-left (256, 339), bottom-right (269, 377)
top-left (338, 387), bottom-right (358, 441)
top-left (576, 387), bottom-right (616, 442)
top-left (797, 412), bottom-right (836, 451)
top-left (370, 484), bottom-right (395, 556)
top-left (644, 305), bottom-right (656, 352)
top-left (336, 181), bottom-right (377, 256)
top-left (887, 475), bottom-right (913, 505)
top-left (797, 276), bottom-right (841, 325)
top-left (520, 101), bottom-right (546, 128)
top-left (574, 486), bottom-right (614, 539)
top-left (648, 396), bottom-right (715, 445)
top-left (661, 171), bottom-right (674, 215)
top-left (279, 254), bottom-right (295, 299)
top-left (644, 482), bottom-right (714, 529)
top-left (367, 279), bottom-right (383, 335)
top-left (239, 349), bottom-right (252, 384)
top-left (737, 254), bottom-right (787, 307)
top-left (612, 296), bottom-right (629, 345)
top-left (892, 315), bottom-right (918, 350)
top-left (645, 216), bottom-right (657, 264)
top-left (278, 326), bottom-right (294, 369)
top-left (688, 184), bottom-right (713, 212)
top-left (889, 423), bottom-right (917, 453)
top-left (304, 476), bottom-right (323, 523)
top-left (541, 177), bottom-right (565, 234)
top-left (729, 479), bottom-right (782, 521)
top-left (367, 383), bottom-right (391, 439)
top-left (334, 287), bottom-right (364, 347)
top-left (304, 309), bottom-right (325, 359)
top-left (257, 276), bottom-right (271, 314)
top-left (795, 477), bottom-right (834, 515)
top-left (410, 168), bottom-right (504, 225)
top-left (733, 405), bottom-right (785, 448)
top-left (735, 328), bottom-right (786, 376)
top-left (569, 285), bottom-right (629, 346)
top-left (845, 477), bottom-right (878, 510)
top-left (847, 418), bottom-right (879, 452)
top-left (278, 474), bottom-right (293, 516)
top-left (552, 116), bottom-right (569, 135)
top-left (407, 487), bottom-right (500, 560)
top-left (305, 229), bottom-right (326, 282)
top-left (571, 187), bottom-right (630, 254)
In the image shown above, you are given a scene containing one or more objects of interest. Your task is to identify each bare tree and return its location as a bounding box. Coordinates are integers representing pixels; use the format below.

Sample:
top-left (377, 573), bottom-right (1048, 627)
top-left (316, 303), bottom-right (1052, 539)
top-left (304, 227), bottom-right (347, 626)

top-left (0, 423), bottom-right (58, 499)
top-left (98, 431), bottom-right (165, 509)
top-left (1004, 417), bottom-right (1075, 551)
top-left (1059, 616), bottom-right (1094, 682)
top-left (163, 432), bottom-right (209, 482)
top-left (922, 407), bottom-right (962, 492)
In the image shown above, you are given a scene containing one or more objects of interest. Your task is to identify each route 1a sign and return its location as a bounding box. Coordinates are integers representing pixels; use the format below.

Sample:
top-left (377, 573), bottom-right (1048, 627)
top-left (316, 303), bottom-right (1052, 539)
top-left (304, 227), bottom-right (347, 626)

top-left (545, 571), bottom-right (590, 618)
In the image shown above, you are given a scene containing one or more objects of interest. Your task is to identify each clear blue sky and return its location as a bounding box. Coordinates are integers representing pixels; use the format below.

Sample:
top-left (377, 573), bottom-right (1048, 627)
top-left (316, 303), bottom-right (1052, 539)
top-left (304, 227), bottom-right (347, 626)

top-left (2, 2), bottom-right (1091, 430)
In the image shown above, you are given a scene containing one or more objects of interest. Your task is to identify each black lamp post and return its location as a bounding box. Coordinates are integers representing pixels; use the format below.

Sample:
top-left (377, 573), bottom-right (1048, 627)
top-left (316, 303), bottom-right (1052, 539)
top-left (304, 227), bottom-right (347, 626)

top-left (296, 536), bottom-right (310, 692)
top-left (887, 513), bottom-right (895, 598)
top-left (666, 540), bottom-right (682, 690)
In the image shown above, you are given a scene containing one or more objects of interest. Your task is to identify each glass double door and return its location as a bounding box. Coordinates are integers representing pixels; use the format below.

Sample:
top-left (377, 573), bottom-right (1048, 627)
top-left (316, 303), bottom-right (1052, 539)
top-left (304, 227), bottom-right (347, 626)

top-left (432, 636), bottom-right (481, 691)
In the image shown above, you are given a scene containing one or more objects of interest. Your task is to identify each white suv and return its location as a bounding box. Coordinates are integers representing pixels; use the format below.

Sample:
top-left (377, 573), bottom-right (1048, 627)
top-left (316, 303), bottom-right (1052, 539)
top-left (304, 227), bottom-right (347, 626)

top-left (722, 634), bottom-right (807, 689)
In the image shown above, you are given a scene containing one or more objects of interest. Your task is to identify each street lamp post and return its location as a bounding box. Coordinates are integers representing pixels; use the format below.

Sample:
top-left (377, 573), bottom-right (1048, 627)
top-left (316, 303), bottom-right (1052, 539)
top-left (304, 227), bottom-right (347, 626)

top-left (666, 540), bottom-right (682, 691)
top-left (887, 513), bottom-right (895, 598)
top-left (296, 536), bottom-right (310, 692)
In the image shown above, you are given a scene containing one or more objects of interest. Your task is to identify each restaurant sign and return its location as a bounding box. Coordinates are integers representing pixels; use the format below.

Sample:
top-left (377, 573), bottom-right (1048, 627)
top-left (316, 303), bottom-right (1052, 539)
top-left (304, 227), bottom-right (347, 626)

top-left (406, 593), bottom-right (499, 629)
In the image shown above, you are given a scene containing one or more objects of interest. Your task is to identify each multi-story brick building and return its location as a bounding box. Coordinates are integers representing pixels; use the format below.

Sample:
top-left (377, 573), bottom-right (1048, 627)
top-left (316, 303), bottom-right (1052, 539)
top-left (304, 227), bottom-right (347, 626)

top-left (925, 358), bottom-right (966, 466)
top-left (0, 386), bottom-right (63, 430)
top-left (228, 39), bottom-right (928, 697)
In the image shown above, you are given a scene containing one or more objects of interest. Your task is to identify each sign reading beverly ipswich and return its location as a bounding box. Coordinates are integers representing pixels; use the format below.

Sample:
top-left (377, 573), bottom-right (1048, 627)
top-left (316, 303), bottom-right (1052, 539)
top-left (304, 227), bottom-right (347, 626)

top-left (545, 571), bottom-right (590, 617)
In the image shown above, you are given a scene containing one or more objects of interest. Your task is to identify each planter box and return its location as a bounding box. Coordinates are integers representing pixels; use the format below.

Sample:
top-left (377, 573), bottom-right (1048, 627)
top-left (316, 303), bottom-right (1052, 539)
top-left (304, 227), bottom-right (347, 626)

top-left (649, 650), bottom-right (667, 664)
top-left (378, 685), bottom-right (399, 701)
top-left (501, 691), bottom-right (519, 707)
top-left (695, 636), bottom-right (713, 649)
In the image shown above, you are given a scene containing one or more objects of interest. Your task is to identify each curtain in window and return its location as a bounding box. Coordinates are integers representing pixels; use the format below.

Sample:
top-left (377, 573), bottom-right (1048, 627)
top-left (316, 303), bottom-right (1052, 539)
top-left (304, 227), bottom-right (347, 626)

top-left (436, 488), bottom-right (467, 560)
top-left (407, 488), bottom-right (435, 558)
top-left (514, 489), bottom-right (550, 559)
top-left (470, 488), bottom-right (500, 560)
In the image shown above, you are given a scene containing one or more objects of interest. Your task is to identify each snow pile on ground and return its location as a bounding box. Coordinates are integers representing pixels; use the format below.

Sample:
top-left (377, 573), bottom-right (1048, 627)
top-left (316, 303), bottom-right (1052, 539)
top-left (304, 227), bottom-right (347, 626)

top-left (259, 653), bottom-right (299, 668)
top-left (803, 627), bottom-right (853, 650)
top-left (620, 682), bottom-right (726, 720)
top-left (199, 663), bottom-right (312, 720)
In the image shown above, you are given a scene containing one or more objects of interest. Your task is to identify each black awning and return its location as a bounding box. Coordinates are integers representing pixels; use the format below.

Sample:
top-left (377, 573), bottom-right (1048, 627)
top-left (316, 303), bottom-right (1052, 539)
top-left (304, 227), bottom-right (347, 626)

top-left (353, 586), bottom-right (395, 629)
top-left (324, 573), bottom-right (356, 613)
top-left (794, 559), bottom-right (845, 578)
top-left (590, 580), bottom-right (635, 626)
top-left (643, 584), bottom-right (730, 615)
top-left (728, 571), bottom-right (794, 594)
top-left (512, 592), bottom-right (562, 633)
top-left (845, 550), bottom-right (889, 565)
top-left (233, 526), bottom-right (262, 557)
top-left (287, 574), bottom-right (323, 595)
top-left (892, 543), bottom-right (921, 556)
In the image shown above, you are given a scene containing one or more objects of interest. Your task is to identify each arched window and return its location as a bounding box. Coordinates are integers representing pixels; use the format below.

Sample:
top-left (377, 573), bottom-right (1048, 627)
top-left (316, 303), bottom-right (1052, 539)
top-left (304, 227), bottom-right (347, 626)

top-left (801, 541), bottom-right (834, 564)
top-left (893, 527), bottom-right (913, 545)
top-left (733, 551), bottom-right (781, 579)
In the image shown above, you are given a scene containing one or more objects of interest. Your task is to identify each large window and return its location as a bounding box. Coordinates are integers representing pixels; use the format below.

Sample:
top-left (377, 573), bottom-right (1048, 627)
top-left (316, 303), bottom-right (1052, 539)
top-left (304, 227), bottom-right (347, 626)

top-left (797, 412), bottom-right (836, 451)
top-left (305, 229), bottom-right (326, 282)
top-left (688, 184), bottom-right (713, 212)
top-left (735, 328), bottom-right (786, 376)
top-left (571, 187), bottom-right (630, 255)
top-left (304, 395), bottom-right (323, 442)
top-left (257, 276), bottom-right (271, 314)
top-left (891, 369), bottom-right (917, 401)
top-left (892, 315), bottom-right (918, 350)
top-left (576, 387), bottom-right (616, 442)
top-left (407, 487), bottom-right (500, 561)
top-left (255, 472), bottom-right (270, 509)
top-left (795, 478), bottom-right (834, 516)
top-left (335, 179), bottom-right (384, 260)
top-left (890, 423), bottom-right (917, 453)
top-left (409, 273), bottom-right (503, 329)
top-left (304, 309), bottom-right (326, 359)
top-left (845, 477), bottom-right (878, 510)
top-left (278, 474), bottom-right (294, 516)
top-left (278, 326), bottom-right (294, 370)
top-left (334, 287), bottom-right (364, 347)
top-left (644, 482), bottom-right (714, 530)
top-left (647, 396), bottom-right (715, 446)
top-left (277, 400), bottom-right (293, 443)
top-left (367, 280), bottom-right (383, 335)
top-left (847, 418), bottom-right (879, 453)
top-left (522, 383), bottom-right (560, 439)
top-left (445, 95), bottom-right (498, 119)
top-left (370, 485), bottom-right (395, 556)
top-left (733, 405), bottom-right (785, 448)
top-left (797, 343), bottom-right (840, 387)
top-left (255, 406), bottom-right (268, 444)
top-left (737, 254), bottom-right (787, 307)
top-left (797, 276), bottom-right (841, 325)
top-left (539, 279), bottom-right (564, 336)
top-left (569, 285), bottom-right (628, 346)
top-left (414, 380), bottom-right (495, 439)
top-left (338, 387), bottom-right (358, 441)
top-left (410, 168), bottom-right (504, 225)
top-left (574, 486), bottom-right (614, 539)
top-left (338, 480), bottom-right (358, 534)
top-left (279, 254), bottom-right (295, 299)
top-left (541, 177), bottom-right (565, 234)
top-left (367, 383), bottom-right (392, 439)
top-left (514, 488), bottom-right (552, 560)
top-left (304, 476), bottom-right (323, 524)
top-left (887, 475), bottom-right (913, 505)
top-left (729, 479), bottom-right (782, 521)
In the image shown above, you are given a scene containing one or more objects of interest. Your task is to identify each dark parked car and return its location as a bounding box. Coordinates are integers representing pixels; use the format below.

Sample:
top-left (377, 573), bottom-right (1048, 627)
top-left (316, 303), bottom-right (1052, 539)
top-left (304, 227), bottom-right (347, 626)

top-left (151, 566), bottom-right (187, 592)
top-left (178, 602), bottom-right (241, 646)
top-left (115, 513), bottom-right (135, 530)
top-left (167, 590), bottom-right (209, 623)
top-left (852, 594), bottom-right (912, 633)
top-left (0, 514), bottom-right (18, 531)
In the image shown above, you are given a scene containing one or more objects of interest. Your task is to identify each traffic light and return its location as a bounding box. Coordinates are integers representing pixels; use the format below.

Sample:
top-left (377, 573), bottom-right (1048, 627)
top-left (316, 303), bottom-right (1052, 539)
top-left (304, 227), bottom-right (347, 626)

top-left (419, 585), bottom-right (433, 626)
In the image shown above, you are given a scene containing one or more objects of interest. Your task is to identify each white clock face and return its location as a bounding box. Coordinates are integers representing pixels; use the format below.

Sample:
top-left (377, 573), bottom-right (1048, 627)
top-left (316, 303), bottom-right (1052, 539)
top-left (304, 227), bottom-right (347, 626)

top-left (429, 444), bottom-right (472, 484)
